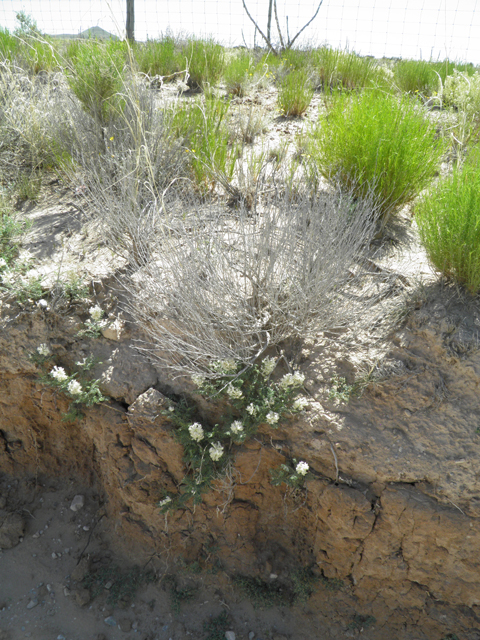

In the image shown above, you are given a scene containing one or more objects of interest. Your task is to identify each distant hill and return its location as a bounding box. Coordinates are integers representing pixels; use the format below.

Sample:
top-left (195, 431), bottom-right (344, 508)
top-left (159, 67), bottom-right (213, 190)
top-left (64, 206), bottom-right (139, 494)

top-left (50, 26), bottom-right (119, 40)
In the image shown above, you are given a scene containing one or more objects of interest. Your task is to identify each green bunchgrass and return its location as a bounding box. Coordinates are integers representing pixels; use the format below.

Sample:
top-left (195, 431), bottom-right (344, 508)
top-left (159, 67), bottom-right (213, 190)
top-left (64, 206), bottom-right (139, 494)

top-left (0, 209), bottom-right (24, 266)
top-left (0, 28), bottom-right (19, 61)
top-left (393, 59), bottom-right (440, 96)
top-left (182, 38), bottom-right (225, 90)
top-left (309, 90), bottom-right (446, 221)
top-left (415, 152), bottom-right (480, 294)
top-left (312, 46), bottom-right (386, 91)
top-left (281, 48), bottom-right (310, 71)
top-left (278, 67), bottom-right (313, 116)
top-left (172, 93), bottom-right (237, 190)
top-left (135, 35), bottom-right (181, 79)
top-left (223, 49), bottom-right (255, 96)
top-left (66, 40), bottom-right (125, 125)
top-left (430, 59), bottom-right (478, 85)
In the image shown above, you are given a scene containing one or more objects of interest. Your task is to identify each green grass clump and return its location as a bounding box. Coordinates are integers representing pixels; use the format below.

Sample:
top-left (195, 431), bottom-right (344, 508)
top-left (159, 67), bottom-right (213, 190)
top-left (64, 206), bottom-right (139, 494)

top-left (135, 35), bottom-right (181, 79)
top-left (0, 28), bottom-right (19, 61)
top-left (312, 47), bottom-right (385, 91)
top-left (278, 67), bottom-right (313, 116)
top-left (172, 93), bottom-right (237, 190)
top-left (416, 153), bottom-right (480, 294)
top-left (393, 59), bottom-right (440, 96)
top-left (309, 90), bottom-right (446, 221)
top-left (223, 49), bottom-right (255, 96)
top-left (66, 40), bottom-right (125, 125)
top-left (182, 38), bottom-right (225, 90)
top-left (0, 210), bottom-right (24, 266)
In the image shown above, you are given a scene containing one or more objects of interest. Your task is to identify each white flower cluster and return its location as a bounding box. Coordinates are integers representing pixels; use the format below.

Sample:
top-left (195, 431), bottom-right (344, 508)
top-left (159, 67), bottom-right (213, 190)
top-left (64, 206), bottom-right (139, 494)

top-left (279, 371), bottom-right (305, 390)
top-left (260, 356), bottom-right (277, 378)
top-left (212, 359), bottom-right (237, 375)
top-left (226, 384), bottom-right (243, 399)
top-left (1, 270), bottom-right (14, 285)
top-left (295, 461), bottom-right (309, 476)
top-left (230, 420), bottom-right (244, 434)
top-left (50, 366), bottom-right (68, 382)
top-left (67, 380), bottom-right (83, 396)
top-left (188, 422), bottom-right (204, 442)
top-left (0, 258), bottom-right (7, 268)
top-left (37, 343), bottom-right (51, 357)
top-left (246, 403), bottom-right (258, 416)
top-left (89, 305), bottom-right (104, 321)
top-left (292, 396), bottom-right (309, 411)
top-left (191, 374), bottom-right (205, 387)
top-left (266, 411), bottom-right (279, 425)
top-left (209, 442), bottom-right (224, 461)
top-left (158, 496), bottom-right (172, 508)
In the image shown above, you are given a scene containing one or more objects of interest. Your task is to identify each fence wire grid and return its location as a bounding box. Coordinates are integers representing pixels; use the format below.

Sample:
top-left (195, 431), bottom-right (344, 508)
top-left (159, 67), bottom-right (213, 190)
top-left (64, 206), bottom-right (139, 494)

top-left (0, 0), bottom-right (479, 63)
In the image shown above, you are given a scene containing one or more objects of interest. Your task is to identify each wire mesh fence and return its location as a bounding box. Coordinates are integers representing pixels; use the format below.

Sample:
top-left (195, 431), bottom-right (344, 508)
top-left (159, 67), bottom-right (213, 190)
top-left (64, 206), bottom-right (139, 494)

top-left (0, 0), bottom-right (479, 63)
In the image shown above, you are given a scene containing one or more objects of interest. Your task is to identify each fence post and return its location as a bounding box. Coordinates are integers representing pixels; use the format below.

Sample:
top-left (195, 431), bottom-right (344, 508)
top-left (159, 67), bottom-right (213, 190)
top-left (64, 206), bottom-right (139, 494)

top-left (126, 0), bottom-right (135, 41)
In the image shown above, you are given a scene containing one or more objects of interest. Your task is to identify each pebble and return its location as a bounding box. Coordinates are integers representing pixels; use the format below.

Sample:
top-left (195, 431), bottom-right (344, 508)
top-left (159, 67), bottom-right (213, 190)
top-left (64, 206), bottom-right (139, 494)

top-left (26, 599), bottom-right (38, 609)
top-left (249, 633), bottom-right (255, 640)
top-left (225, 632), bottom-right (236, 640)
top-left (104, 616), bottom-right (117, 627)
top-left (118, 618), bottom-right (132, 632)
top-left (63, 587), bottom-right (72, 597)
top-left (70, 495), bottom-right (85, 512)
top-left (57, 635), bottom-right (66, 640)
top-left (51, 552), bottom-right (58, 559)
top-left (82, 525), bottom-right (90, 532)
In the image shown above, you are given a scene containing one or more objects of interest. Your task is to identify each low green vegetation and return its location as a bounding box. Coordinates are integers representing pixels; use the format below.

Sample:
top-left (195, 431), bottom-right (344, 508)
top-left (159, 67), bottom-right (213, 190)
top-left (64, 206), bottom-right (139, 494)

top-left (223, 49), bottom-right (255, 96)
top-left (182, 37), bottom-right (225, 90)
top-left (309, 89), bottom-right (446, 221)
top-left (393, 59), bottom-right (440, 96)
top-left (82, 563), bottom-right (156, 607)
top-left (278, 67), bottom-right (313, 116)
top-left (416, 151), bottom-right (480, 294)
top-left (135, 34), bottom-right (181, 79)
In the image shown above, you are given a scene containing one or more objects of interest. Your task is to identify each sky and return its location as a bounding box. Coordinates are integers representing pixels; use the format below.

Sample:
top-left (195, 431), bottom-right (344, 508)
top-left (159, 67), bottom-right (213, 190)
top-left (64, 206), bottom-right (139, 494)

top-left (1, 0), bottom-right (480, 64)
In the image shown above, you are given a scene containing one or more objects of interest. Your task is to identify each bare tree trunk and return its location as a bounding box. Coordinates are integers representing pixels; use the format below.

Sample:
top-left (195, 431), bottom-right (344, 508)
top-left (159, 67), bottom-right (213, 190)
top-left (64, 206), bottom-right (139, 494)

top-left (126, 0), bottom-right (135, 41)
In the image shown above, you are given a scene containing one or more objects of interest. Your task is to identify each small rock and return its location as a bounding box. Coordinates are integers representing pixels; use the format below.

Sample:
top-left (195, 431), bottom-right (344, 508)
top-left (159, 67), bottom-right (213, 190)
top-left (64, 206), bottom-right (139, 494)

top-left (71, 556), bottom-right (90, 582)
top-left (70, 495), bottom-right (85, 512)
top-left (57, 635), bottom-right (66, 640)
top-left (104, 616), bottom-right (117, 627)
top-left (225, 632), bottom-right (236, 640)
top-left (75, 588), bottom-right (91, 607)
top-left (32, 532), bottom-right (40, 539)
top-left (249, 633), bottom-right (255, 640)
top-left (0, 511), bottom-right (25, 549)
top-left (26, 598), bottom-right (38, 609)
top-left (118, 618), bottom-right (132, 632)
top-left (63, 587), bottom-right (72, 597)
top-left (82, 526), bottom-right (90, 532)
top-left (51, 552), bottom-right (57, 559)
top-left (104, 580), bottom-right (113, 590)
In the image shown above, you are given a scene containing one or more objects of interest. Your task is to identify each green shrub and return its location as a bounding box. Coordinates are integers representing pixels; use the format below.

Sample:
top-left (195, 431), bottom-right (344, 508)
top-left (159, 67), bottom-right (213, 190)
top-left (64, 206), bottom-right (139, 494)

top-left (394, 59), bottom-right (440, 96)
top-left (135, 35), bottom-right (181, 79)
top-left (182, 38), bottom-right (225, 90)
top-left (416, 154), bottom-right (480, 294)
top-left (309, 90), bottom-right (446, 221)
top-left (278, 67), bottom-right (313, 116)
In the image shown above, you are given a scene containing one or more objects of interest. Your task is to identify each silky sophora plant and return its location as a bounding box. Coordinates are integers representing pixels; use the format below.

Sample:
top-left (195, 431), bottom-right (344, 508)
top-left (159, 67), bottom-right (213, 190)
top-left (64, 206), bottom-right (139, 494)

top-left (125, 181), bottom-right (390, 378)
